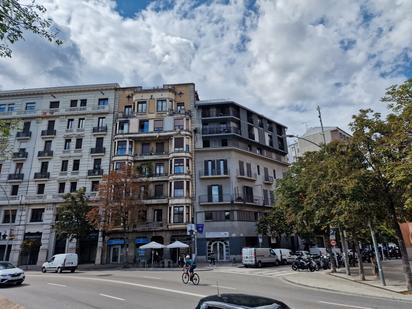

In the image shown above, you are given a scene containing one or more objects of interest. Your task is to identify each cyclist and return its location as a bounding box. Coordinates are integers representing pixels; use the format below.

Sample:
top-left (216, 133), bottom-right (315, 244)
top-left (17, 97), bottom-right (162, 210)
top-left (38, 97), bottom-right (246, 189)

top-left (184, 255), bottom-right (196, 281)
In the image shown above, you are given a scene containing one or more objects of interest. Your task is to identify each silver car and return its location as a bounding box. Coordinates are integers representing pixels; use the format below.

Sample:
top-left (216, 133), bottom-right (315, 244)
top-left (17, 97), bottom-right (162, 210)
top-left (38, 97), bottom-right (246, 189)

top-left (0, 262), bottom-right (25, 286)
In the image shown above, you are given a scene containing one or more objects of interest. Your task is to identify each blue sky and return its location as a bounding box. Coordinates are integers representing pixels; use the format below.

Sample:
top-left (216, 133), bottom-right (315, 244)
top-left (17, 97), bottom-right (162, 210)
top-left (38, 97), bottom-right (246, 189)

top-left (1, 0), bottom-right (412, 134)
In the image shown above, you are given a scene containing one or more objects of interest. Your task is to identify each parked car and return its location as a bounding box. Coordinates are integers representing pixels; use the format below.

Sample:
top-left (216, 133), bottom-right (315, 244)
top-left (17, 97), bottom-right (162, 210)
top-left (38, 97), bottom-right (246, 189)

top-left (309, 247), bottom-right (327, 256)
top-left (42, 253), bottom-right (78, 273)
top-left (242, 248), bottom-right (280, 267)
top-left (0, 262), bottom-right (25, 286)
top-left (196, 293), bottom-right (290, 309)
top-left (271, 249), bottom-right (293, 264)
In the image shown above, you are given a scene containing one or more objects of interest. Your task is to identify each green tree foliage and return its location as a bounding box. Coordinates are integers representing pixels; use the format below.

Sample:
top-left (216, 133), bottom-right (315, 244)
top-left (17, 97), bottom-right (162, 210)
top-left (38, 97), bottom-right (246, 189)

top-left (0, 0), bottom-right (62, 57)
top-left (54, 188), bottom-right (94, 253)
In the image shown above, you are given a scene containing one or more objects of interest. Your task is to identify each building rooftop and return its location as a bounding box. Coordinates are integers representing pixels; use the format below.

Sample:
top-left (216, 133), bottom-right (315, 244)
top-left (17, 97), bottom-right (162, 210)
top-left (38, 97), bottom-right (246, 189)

top-left (302, 126), bottom-right (351, 137)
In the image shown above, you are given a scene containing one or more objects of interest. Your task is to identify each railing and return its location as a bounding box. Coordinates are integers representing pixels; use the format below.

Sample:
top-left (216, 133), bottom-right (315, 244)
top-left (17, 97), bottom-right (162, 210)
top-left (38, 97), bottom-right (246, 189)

top-left (234, 194), bottom-right (263, 206)
top-left (134, 151), bottom-right (168, 158)
top-left (88, 169), bottom-right (104, 176)
top-left (198, 193), bottom-right (264, 206)
top-left (8, 173), bottom-right (24, 181)
top-left (236, 170), bottom-right (257, 180)
top-left (37, 150), bottom-right (54, 157)
top-left (118, 112), bottom-right (136, 118)
top-left (264, 176), bottom-right (274, 183)
top-left (198, 194), bottom-right (233, 204)
top-left (34, 172), bottom-right (50, 179)
top-left (136, 172), bottom-right (168, 178)
top-left (90, 147), bottom-right (106, 154)
top-left (12, 151), bottom-right (28, 159)
top-left (92, 126), bottom-right (108, 133)
top-left (199, 169), bottom-right (229, 177)
top-left (41, 129), bottom-right (56, 136)
top-left (202, 127), bottom-right (240, 135)
top-left (201, 111), bottom-right (240, 118)
top-left (16, 131), bottom-right (31, 138)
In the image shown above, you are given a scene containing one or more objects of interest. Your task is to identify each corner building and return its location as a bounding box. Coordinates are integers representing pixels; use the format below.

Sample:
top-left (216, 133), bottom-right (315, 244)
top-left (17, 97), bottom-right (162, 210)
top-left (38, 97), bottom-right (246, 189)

top-left (193, 100), bottom-right (289, 262)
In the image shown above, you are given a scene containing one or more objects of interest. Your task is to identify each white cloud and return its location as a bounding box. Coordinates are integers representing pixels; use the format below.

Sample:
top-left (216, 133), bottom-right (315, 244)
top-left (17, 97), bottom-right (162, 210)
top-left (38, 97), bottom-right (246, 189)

top-left (0, 0), bottom-right (411, 134)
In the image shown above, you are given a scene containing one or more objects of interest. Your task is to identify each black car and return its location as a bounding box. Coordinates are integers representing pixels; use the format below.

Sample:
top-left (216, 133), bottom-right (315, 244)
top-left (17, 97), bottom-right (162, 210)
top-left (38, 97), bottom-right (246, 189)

top-left (196, 294), bottom-right (290, 309)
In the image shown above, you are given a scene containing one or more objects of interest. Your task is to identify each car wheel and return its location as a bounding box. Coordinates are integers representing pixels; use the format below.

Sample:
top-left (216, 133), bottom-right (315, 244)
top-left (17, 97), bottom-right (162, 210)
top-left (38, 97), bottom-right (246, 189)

top-left (71, 269), bottom-right (75, 273)
top-left (57, 267), bottom-right (62, 273)
top-left (257, 261), bottom-right (262, 268)
top-left (15, 281), bottom-right (23, 286)
top-left (292, 264), bottom-right (298, 271)
top-left (41, 267), bottom-right (47, 273)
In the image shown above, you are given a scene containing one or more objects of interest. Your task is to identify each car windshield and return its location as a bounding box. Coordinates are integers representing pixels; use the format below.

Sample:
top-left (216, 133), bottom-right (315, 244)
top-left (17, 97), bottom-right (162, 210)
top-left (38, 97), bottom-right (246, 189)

top-left (0, 262), bottom-right (16, 269)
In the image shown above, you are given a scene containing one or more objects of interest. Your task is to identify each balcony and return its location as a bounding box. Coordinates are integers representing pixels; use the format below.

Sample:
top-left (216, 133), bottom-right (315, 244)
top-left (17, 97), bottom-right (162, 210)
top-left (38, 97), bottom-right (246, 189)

top-left (90, 147), bottom-right (106, 155)
top-left (236, 171), bottom-right (257, 181)
top-left (199, 169), bottom-right (230, 178)
top-left (134, 152), bottom-right (169, 160)
top-left (118, 112), bottom-right (136, 119)
top-left (8, 173), bottom-right (24, 181)
top-left (136, 172), bottom-right (168, 180)
top-left (34, 172), bottom-right (50, 179)
top-left (41, 129), bottom-right (56, 137)
top-left (143, 195), bottom-right (168, 204)
top-left (264, 176), bottom-right (274, 184)
top-left (202, 126), bottom-right (241, 135)
top-left (234, 194), bottom-right (263, 206)
top-left (199, 194), bottom-right (233, 205)
top-left (92, 126), bottom-right (108, 134)
top-left (88, 169), bottom-right (104, 177)
top-left (201, 110), bottom-right (240, 119)
top-left (16, 131), bottom-right (31, 139)
top-left (38, 150), bottom-right (54, 158)
top-left (12, 151), bottom-right (28, 160)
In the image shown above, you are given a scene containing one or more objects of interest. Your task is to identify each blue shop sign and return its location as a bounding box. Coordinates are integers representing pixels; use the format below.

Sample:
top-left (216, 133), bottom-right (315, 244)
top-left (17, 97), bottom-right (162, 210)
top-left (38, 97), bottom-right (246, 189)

top-left (196, 224), bottom-right (204, 234)
top-left (107, 239), bottom-right (127, 246)
top-left (135, 237), bottom-right (149, 244)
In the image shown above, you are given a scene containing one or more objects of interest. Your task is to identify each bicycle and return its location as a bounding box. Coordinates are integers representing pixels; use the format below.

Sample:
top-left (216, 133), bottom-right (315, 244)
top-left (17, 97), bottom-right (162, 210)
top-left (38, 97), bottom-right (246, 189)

top-left (182, 268), bottom-right (200, 285)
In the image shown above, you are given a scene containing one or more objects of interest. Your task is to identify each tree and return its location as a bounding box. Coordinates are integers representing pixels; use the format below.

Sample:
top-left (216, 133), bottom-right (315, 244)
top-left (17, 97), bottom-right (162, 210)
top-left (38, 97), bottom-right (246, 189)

top-left (54, 188), bottom-right (94, 254)
top-left (0, 0), bottom-right (62, 57)
top-left (0, 119), bottom-right (18, 159)
top-left (88, 164), bottom-right (147, 265)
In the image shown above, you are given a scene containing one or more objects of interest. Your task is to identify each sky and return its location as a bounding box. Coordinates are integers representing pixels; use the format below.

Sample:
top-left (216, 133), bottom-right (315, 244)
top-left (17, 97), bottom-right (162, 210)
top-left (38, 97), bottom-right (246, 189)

top-left (1, 0), bottom-right (411, 136)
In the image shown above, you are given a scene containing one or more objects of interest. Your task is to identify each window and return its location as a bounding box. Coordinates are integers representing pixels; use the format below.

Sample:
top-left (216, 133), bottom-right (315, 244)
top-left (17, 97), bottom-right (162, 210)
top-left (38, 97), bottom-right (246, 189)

top-left (61, 160), bottom-right (68, 172)
top-left (217, 159), bottom-right (227, 175)
top-left (243, 186), bottom-right (254, 203)
top-left (239, 161), bottom-right (245, 176)
top-left (137, 101), bottom-right (147, 113)
top-left (40, 162), bottom-right (48, 174)
top-left (156, 99), bottom-right (167, 112)
top-left (49, 101), bottom-right (59, 109)
top-left (174, 137), bottom-right (184, 151)
top-left (67, 119), bottom-right (74, 129)
top-left (58, 183), bottom-right (65, 194)
top-left (97, 117), bottom-right (105, 128)
top-left (264, 167), bottom-right (269, 181)
top-left (95, 137), bottom-right (104, 149)
top-left (141, 143), bottom-right (150, 155)
top-left (75, 138), bottom-right (83, 149)
top-left (205, 211), bottom-right (232, 221)
top-left (117, 141), bottom-right (126, 155)
top-left (43, 140), bottom-right (52, 152)
top-left (256, 147), bottom-right (262, 155)
top-left (47, 120), bottom-right (55, 131)
top-left (37, 184), bottom-right (45, 195)
top-left (155, 184), bottom-right (164, 198)
top-left (25, 102), bottom-right (36, 111)
top-left (246, 163), bottom-right (252, 177)
top-left (273, 169), bottom-right (277, 179)
top-left (72, 159), bottom-right (80, 171)
top-left (30, 208), bottom-right (44, 222)
top-left (114, 162), bottom-right (124, 171)
top-left (174, 118), bottom-right (184, 130)
top-left (3, 210), bottom-right (17, 224)
top-left (203, 140), bottom-right (210, 148)
top-left (93, 158), bottom-right (101, 170)
top-left (174, 181), bottom-right (184, 197)
top-left (78, 118), bottom-right (84, 129)
top-left (173, 206), bottom-right (184, 223)
top-left (139, 120), bottom-right (149, 133)
top-left (0, 104), bottom-right (6, 112)
top-left (155, 163), bottom-right (164, 176)
top-left (263, 189), bottom-right (269, 206)
top-left (98, 98), bottom-right (108, 107)
top-left (174, 159), bottom-right (184, 174)
top-left (11, 185), bottom-right (19, 196)
top-left (204, 160), bottom-right (215, 176)
top-left (257, 165), bottom-right (260, 175)
top-left (7, 103), bottom-right (14, 112)
top-left (70, 182), bottom-right (77, 192)
top-left (23, 121), bottom-right (31, 132)
top-left (15, 162), bottom-right (23, 174)
top-left (70, 99), bottom-right (78, 107)
top-left (80, 99), bottom-right (87, 107)
top-left (176, 102), bottom-right (185, 113)
top-left (154, 119), bottom-right (163, 132)
top-left (221, 139), bottom-right (228, 147)
top-left (91, 181), bottom-right (99, 192)
top-left (64, 139), bottom-right (71, 150)
top-left (118, 120), bottom-right (129, 133)
top-left (208, 185), bottom-right (222, 202)
top-left (154, 209), bottom-right (163, 222)
top-left (155, 142), bottom-right (164, 154)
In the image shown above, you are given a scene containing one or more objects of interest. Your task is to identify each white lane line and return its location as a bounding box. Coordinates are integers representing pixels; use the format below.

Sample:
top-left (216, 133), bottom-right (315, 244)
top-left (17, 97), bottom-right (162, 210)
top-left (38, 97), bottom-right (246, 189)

top-left (47, 283), bottom-right (67, 287)
top-left (211, 285), bottom-right (237, 290)
top-left (99, 293), bottom-right (125, 301)
top-left (319, 301), bottom-right (374, 309)
top-left (142, 276), bottom-right (161, 280)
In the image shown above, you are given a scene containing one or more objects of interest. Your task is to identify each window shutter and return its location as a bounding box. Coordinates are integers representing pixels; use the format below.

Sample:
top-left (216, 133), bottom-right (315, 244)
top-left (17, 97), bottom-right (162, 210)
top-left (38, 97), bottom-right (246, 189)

top-left (207, 186), bottom-right (212, 202)
top-left (218, 185), bottom-right (223, 202)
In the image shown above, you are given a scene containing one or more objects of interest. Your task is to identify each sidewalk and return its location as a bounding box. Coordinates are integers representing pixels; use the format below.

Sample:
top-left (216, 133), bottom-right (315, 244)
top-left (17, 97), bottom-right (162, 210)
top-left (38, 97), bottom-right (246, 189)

top-left (283, 270), bottom-right (412, 300)
top-left (0, 297), bottom-right (25, 309)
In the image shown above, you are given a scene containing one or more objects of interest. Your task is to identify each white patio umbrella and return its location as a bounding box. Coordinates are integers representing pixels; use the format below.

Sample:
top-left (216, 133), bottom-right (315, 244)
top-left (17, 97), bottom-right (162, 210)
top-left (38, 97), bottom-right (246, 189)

top-left (139, 241), bottom-right (165, 266)
top-left (167, 241), bottom-right (189, 263)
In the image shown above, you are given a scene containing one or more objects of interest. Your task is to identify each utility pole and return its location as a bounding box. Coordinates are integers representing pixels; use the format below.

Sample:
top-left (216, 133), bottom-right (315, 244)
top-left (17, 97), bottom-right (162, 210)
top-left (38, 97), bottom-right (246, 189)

top-left (368, 220), bottom-right (386, 286)
top-left (316, 105), bottom-right (327, 145)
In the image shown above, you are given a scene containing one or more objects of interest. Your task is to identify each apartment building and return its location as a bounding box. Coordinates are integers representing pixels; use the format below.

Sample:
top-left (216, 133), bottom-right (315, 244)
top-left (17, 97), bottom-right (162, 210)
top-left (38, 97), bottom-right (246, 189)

top-left (193, 100), bottom-right (289, 262)
top-left (108, 83), bottom-right (197, 264)
top-left (0, 84), bottom-right (119, 266)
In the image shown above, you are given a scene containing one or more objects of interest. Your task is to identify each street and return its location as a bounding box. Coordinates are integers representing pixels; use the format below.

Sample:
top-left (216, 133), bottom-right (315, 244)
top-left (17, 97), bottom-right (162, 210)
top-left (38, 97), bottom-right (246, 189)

top-left (1, 265), bottom-right (411, 309)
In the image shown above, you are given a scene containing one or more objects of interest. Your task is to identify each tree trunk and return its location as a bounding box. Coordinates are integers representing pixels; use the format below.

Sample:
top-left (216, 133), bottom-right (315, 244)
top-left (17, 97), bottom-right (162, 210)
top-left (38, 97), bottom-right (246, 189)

top-left (354, 236), bottom-right (365, 281)
top-left (339, 228), bottom-right (351, 276)
top-left (123, 229), bottom-right (129, 267)
top-left (393, 220), bottom-right (412, 290)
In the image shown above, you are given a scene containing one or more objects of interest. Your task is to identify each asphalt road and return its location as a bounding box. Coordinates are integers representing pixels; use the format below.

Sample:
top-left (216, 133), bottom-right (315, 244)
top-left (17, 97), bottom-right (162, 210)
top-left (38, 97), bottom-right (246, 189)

top-left (1, 266), bottom-right (411, 309)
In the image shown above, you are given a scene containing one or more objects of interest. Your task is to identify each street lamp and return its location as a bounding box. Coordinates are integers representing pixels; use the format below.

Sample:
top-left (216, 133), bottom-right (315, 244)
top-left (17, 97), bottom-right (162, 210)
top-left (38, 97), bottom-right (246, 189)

top-left (0, 183), bottom-right (11, 261)
top-left (286, 134), bottom-right (322, 148)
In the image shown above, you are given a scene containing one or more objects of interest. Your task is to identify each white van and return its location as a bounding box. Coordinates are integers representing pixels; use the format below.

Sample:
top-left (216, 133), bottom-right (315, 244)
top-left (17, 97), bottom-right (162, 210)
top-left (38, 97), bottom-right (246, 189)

top-left (42, 253), bottom-right (78, 273)
top-left (242, 248), bottom-right (280, 267)
top-left (272, 248), bottom-right (293, 264)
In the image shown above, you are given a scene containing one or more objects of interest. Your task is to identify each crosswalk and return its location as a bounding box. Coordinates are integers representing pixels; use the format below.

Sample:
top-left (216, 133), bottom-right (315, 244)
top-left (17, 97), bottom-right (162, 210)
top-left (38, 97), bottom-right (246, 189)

top-left (213, 266), bottom-right (297, 278)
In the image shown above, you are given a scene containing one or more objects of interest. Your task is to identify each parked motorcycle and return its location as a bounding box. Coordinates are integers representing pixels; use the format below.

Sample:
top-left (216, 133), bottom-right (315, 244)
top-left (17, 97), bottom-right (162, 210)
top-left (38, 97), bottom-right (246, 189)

top-left (291, 257), bottom-right (317, 272)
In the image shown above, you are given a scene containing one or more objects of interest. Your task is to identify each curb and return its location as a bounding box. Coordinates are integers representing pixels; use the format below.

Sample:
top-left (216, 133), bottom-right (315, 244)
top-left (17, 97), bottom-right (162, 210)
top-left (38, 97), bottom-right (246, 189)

top-left (281, 274), bottom-right (412, 302)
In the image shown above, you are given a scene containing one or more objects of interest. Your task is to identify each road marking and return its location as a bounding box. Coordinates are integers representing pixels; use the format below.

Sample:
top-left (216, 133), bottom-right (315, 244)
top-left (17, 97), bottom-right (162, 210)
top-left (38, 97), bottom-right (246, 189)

top-left (211, 284), bottom-right (237, 290)
top-left (99, 293), bottom-right (125, 301)
top-left (47, 283), bottom-right (67, 287)
top-left (142, 276), bottom-right (161, 280)
top-left (319, 301), bottom-right (374, 309)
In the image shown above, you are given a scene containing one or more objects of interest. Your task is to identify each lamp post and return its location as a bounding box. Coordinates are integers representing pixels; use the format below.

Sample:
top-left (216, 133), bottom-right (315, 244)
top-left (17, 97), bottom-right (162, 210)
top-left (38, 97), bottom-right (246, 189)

top-left (286, 134), bottom-right (322, 148)
top-left (0, 183), bottom-right (11, 261)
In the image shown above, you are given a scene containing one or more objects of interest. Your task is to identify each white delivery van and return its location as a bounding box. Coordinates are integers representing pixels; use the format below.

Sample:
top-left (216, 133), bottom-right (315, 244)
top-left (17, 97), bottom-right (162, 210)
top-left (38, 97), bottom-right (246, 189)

top-left (309, 247), bottom-right (327, 256)
top-left (272, 248), bottom-right (293, 264)
top-left (42, 253), bottom-right (78, 273)
top-left (242, 248), bottom-right (280, 267)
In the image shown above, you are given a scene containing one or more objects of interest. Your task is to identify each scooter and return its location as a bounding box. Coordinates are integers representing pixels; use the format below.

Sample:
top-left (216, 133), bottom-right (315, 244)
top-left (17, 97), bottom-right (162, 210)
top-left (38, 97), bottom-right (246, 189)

top-left (291, 257), bottom-right (316, 272)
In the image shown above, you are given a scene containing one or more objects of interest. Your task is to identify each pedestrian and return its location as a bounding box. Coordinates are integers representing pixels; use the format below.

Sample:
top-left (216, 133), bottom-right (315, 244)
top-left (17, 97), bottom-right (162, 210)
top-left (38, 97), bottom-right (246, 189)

top-left (178, 254), bottom-right (185, 267)
top-left (209, 251), bottom-right (216, 266)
